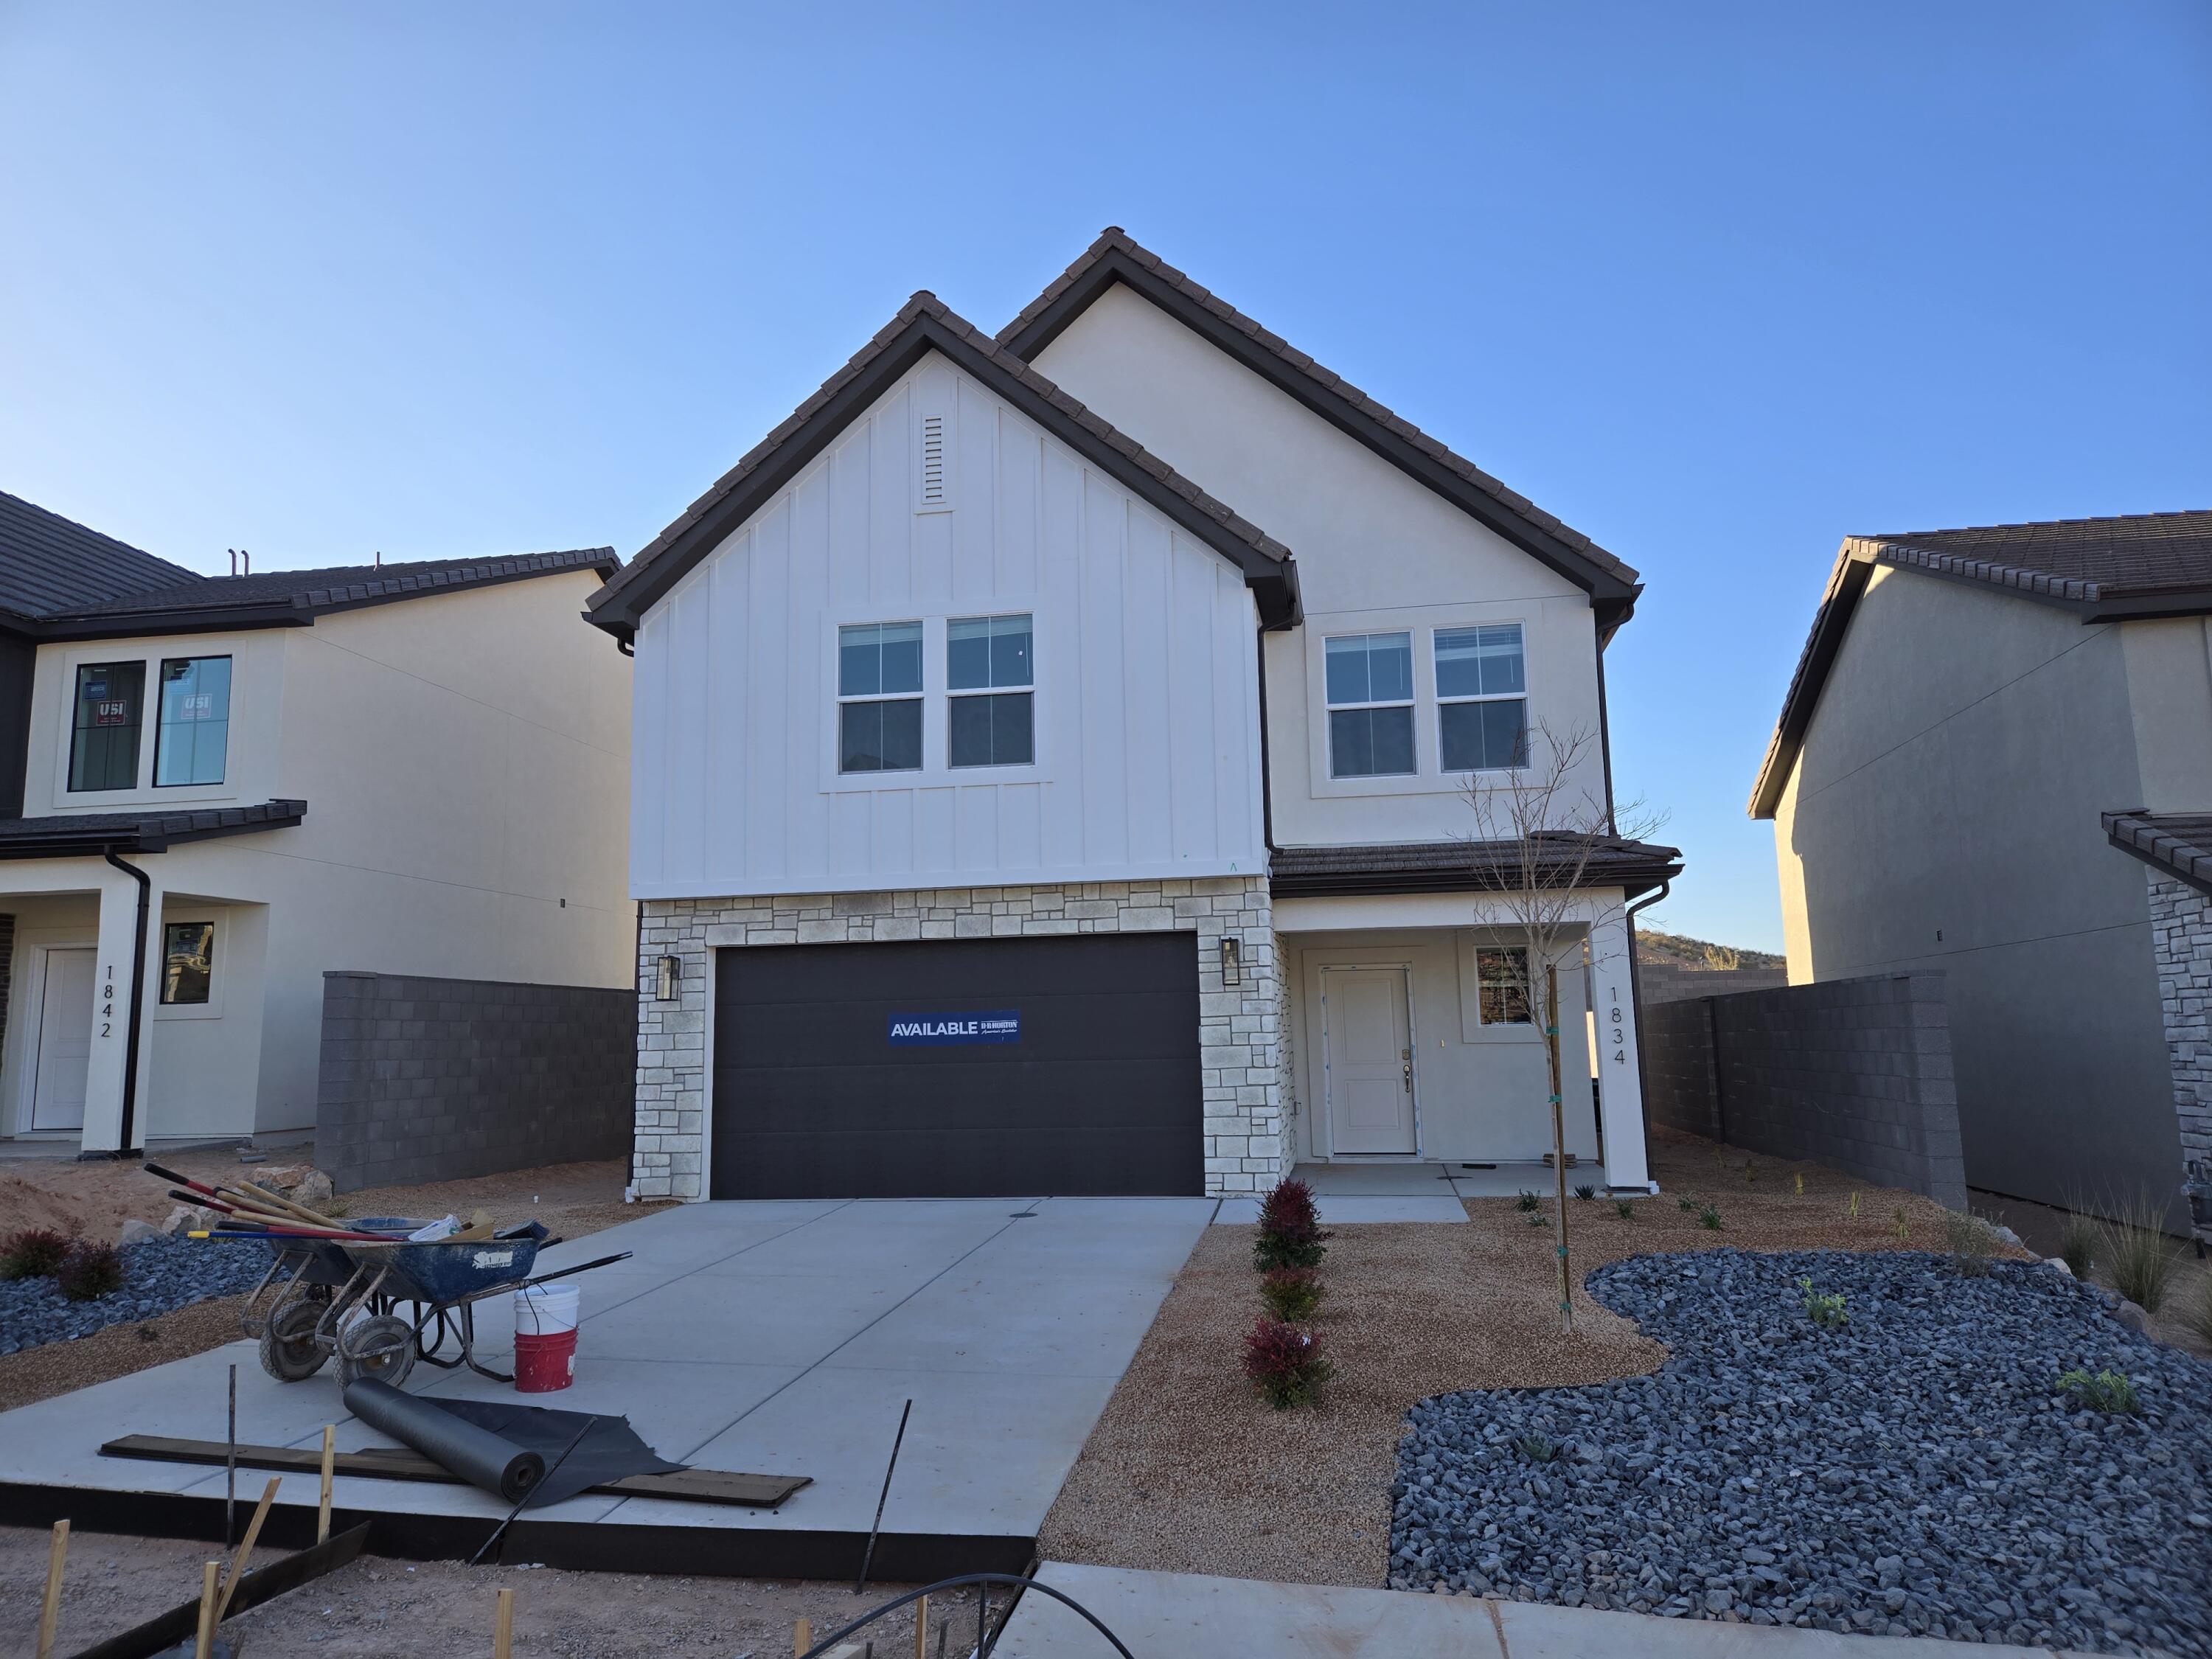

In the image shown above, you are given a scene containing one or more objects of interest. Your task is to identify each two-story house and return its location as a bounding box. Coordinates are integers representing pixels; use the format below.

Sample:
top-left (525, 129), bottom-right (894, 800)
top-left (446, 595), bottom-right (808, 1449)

top-left (0, 490), bottom-right (634, 1156)
top-left (586, 230), bottom-right (1679, 1203)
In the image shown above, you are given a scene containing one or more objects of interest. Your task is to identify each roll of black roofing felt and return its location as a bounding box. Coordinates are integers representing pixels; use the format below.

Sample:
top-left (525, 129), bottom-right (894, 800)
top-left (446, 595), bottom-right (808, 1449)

top-left (343, 1377), bottom-right (543, 1505)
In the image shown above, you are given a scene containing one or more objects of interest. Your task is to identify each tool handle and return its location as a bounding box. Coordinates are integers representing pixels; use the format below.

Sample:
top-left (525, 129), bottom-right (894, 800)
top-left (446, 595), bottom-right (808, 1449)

top-left (515, 1251), bottom-right (631, 1291)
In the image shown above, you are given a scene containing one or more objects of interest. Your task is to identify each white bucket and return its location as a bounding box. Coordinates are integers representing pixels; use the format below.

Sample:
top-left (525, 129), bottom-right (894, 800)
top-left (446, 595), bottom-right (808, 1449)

top-left (514, 1281), bottom-right (580, 1337)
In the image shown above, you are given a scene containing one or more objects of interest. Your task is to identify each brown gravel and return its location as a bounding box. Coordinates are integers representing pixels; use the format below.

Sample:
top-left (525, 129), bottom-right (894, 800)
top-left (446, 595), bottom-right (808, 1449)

top-left (0, 1526), bottom-right (1003, 1659)
top-left (1038, 1129), bottom-right (2024, 1588)
top-left (0, 1157), bottom-right (666, 1416)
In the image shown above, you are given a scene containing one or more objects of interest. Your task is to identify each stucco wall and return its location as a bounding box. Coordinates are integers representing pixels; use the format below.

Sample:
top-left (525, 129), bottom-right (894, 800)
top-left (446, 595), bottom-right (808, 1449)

top-left (634, 877), bottom-right (1282, 1200)
top-left (1770, 564), bottom-right (2183, 1216)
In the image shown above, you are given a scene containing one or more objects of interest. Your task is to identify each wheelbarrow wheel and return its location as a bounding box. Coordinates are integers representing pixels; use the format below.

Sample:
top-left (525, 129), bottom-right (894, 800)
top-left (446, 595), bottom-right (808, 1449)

top-left (337, 1313), bottom-right (418, 1389)
top-left (260, 1299), bottom-right (329, 1383)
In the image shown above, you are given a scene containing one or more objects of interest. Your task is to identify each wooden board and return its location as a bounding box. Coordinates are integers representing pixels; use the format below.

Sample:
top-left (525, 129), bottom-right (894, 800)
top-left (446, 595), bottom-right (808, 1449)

top-left (65, 1523), bottom-right (367, 1659)
top-left (100, 1435), bottom-right (811, 1509)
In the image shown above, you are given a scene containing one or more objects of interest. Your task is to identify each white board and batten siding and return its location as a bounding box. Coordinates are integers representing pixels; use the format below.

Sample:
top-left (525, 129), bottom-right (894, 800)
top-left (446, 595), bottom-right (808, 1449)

top-left (630, 355), bottom-right (1267, 900)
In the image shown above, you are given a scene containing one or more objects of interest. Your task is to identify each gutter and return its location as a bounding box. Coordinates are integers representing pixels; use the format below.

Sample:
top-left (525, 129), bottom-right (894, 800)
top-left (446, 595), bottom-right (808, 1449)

top-left (97, 849), bottom-right (153, 1159)
top-left (1619, 877), bottom-right (1670, 1172)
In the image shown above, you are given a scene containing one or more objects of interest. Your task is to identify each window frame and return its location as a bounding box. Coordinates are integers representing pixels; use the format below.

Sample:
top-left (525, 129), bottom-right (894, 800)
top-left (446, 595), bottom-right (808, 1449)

top-left (1475, 945), bottom-right (1534, 1028)
top-left (153, 912), bottom-right (226, 1021)
top-left (1434, 622), bottom-right (1529, 776)
top-left (51, 642), bottom-right (248, 808)
top-left (834, 619), bottom-right (926, 776)
top-left (945, 612), bottom-right (1035, 771)
top-left (1321, 630), bottom-right (1418, 781)
top-left (820, 611), bottom-right (1048, 794)
top-left (153, 654), bottom-right (234, 789)
top-left (66, 659), bottom-right (148, 795)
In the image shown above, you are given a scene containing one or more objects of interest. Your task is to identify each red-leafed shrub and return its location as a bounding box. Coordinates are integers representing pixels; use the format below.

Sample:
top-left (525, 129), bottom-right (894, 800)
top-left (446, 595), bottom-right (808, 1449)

top-left (1242, 1316), bottom-right (1333, 1410)
top-left (0, 1228), bottom-right (74, 1281)
top-left (57, 1242), bottom-right (125, 1303)
top-left (1259, 1265), bottom-right (1324, 1323)
top-left (1253, 1178), bottom-right (1330, 1271)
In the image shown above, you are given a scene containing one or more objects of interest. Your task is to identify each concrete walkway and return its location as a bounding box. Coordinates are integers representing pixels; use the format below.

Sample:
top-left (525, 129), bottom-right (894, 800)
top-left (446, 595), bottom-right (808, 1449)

top-left (1213, 1161), bottom-right (1623, 1224)
top-left (993, 1563), bottom-right (2094, 1658)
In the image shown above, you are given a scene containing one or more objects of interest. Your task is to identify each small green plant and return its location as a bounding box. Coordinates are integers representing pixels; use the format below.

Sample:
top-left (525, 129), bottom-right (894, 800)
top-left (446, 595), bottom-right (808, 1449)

top-left (1893, 1206), bottom-right (1911, 1242)
top-left (2056, 1368), bottom-right (2139, 1414)
top-left (2100, 1192), bottom-right (2179, 1313)
top-left (1794, 1172), bottom-right (1805, 1197)
top-left (1847, 1190), bottom-right (1862, 1220)
top-left (1798, 1277), bottom-right (1848, 1329)
top-left (56, 1242), bottom-right (124, 1303)
top-left (1573, 1183), bottom-right (1595, 1201)
top-left (1252, 1178), bottom-right (1331, 1272)
top-left (1242, 1318), bottom-right (1333, 1410)
top-left (1614, 1200), bottom-right (1635, 1220)
top-left (1525, 1209), bottom-right (1549, 1228)
top-left (2058, 1211), bottom-right (2098, 1279)
top-left (1515, 1432), bottom-right (1558, 1463)
top-left (1259, 1266), bottom-right (1324, 1323)
top-left (0, 1228), bottom-right (74, 1281)
top-left (1517, 1190), bottom-right (1541, 1213)
top-left (1944, 1209), bottom-right (2000, 1277)
top-left (1697, 1203), bottom-right (1723, 1231)
top-left (1677, 1194), bottom-right (1697, 1212)
top-left (1742, 1158), bottom-right (1756, 1184)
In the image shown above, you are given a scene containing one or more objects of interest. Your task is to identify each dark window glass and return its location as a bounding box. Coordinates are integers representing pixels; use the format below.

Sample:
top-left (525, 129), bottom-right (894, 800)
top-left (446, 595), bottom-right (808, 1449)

top-left (1478, 946), bottom-right (1531, 1025)
top-left (161, 920), bottom-right (215, 1005)
top-left (1436, 624), bottom-right (1525, 698)
top-left (155, 656), bottom-right (232, 786)
top-left (838, 622), bottom-right (922, 697)
top-left (1328, 706), bottom-right (1416, 778)
top-left (1324, 632), bottom-right (1413, 705)
top-left (949, 692), bottom-right (1034, 768)
top-left (947, 614), bottom-right (1032, 691)
top-left (1440, 698), bottom-right (1528, 772)
top-left (839, 698), bottom-right (922, 772)
top-left (69, 661), bottom-right (146, 792)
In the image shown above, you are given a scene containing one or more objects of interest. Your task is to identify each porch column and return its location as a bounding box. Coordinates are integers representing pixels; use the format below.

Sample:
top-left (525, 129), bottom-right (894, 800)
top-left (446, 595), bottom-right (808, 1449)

top-left (78, 861), bottom-right (162, 1155)
top-left (1585, 903), bottom-right (1652, 1190)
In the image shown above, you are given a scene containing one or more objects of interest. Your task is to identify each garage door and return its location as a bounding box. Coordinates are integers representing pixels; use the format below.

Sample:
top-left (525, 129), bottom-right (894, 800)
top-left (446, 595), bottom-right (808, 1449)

top-left (710, 933), bottom-right (1203, 1199)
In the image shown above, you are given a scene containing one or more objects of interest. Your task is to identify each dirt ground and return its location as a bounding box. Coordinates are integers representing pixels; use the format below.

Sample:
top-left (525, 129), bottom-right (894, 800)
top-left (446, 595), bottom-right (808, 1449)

top-left (1037, 1128), bottom-right (2035, 1588)
top-left (0, 1526), bottom-right (1004, 1658)
top-left (0, 1154), bottom-right (661, 1415)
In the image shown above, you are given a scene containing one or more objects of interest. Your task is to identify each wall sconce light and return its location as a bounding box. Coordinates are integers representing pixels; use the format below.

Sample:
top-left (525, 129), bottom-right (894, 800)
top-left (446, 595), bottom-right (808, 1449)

top-left (655, 956), bottom-right (681, 1001)
top-left (1220, 934), bottom-right (1242, 987)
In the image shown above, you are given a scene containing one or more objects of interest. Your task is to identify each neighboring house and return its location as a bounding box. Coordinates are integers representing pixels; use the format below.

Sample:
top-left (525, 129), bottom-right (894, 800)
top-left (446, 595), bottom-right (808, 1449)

top-left (0, 490), bottom-right (634, 1155)
top-left (587, 229), bottom-right (1679, 1203)
top-left (1751, 511), bottom-right (2212, 1222)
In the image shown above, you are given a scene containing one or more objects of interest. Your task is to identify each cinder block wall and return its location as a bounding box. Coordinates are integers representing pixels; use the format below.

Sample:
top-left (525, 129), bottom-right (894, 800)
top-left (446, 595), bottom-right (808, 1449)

top-left (1637, 961), bottom-right (1790, 1006)
top-left (316, 970), bottom-right (634, 1192)
top-left (1643, 973), bottom-right (1965, 1208)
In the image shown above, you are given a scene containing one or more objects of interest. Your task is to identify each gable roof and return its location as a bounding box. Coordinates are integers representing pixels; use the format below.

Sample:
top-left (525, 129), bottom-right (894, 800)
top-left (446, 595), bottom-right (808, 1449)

top-left (1749, 511), bottom-right (2212, 819)
top-left (996, 229), bottom-right (1644, 630)
top-left (585, 293), bottom-right (1299, 643)
top-left (0, 490), bottom-right (618, 642)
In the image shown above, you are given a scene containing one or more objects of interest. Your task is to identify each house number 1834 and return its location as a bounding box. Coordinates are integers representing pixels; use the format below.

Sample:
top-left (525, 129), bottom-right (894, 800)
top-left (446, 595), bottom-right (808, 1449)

top-left (1608, 986), bottom-right (1625, 1065)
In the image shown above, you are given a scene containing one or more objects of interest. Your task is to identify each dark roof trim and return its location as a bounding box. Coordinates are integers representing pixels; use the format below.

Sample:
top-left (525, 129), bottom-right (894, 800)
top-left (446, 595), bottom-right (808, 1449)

top-left (1268, 836), bottom-right (1682, 901)
top-left (0, 799), bottom-right (307, 860)
top-left (588, 296), bottom-right (1299, 643)
top-left (31, 551), bottom-right (619, 643)
top-left (2103, 810), bottom-right (2212, 899)
top-left (996, 230), bottom-right (1643, 633)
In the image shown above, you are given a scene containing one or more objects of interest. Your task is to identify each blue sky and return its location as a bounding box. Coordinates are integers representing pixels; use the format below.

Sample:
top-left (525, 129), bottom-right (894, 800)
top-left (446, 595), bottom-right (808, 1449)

top-left (4, 1), bottom-right (2206, 950)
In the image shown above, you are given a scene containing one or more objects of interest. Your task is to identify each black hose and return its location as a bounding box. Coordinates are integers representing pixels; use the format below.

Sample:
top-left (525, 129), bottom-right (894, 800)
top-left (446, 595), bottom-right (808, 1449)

top-left (799, 1572), bottom-right (1132, 1659)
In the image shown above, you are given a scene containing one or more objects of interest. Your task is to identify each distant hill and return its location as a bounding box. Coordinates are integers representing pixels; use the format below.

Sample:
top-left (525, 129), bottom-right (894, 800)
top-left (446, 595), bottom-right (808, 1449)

top-left (1635, 928), bottom-right (1784, 973)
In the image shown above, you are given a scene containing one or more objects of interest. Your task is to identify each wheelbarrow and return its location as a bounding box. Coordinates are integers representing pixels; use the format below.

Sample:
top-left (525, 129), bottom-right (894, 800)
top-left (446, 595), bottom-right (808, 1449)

top-left (255, 1222), bottom-right (631, 1388)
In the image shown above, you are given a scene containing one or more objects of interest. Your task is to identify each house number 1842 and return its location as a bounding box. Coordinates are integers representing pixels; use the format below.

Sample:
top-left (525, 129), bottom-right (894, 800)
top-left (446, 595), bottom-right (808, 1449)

top-left (101, 966), bottom-right (115, 1039)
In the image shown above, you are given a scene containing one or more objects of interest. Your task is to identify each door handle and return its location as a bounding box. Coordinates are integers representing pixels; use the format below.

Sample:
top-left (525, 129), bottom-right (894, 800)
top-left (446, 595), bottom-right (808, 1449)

top-left (1402, 1061), bottom-right (1413, 1093)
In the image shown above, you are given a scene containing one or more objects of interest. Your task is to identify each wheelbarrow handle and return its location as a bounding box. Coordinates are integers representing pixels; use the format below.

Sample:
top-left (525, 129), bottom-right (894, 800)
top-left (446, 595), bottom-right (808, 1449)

top-left (515, 1251), bottom-right (631, 1293)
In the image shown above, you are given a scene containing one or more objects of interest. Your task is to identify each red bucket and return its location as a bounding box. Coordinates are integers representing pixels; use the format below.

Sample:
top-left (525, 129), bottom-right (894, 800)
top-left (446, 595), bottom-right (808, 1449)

top-left (513, 1282), bottom-right (580, 1393)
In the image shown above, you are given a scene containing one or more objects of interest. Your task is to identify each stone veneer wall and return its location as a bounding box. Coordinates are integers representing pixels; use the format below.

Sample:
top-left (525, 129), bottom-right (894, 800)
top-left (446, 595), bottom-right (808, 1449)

top-left (2148, 872), bottom-right (2211, 1172)
top-left (633, 877), bottom-right (1284, 1201)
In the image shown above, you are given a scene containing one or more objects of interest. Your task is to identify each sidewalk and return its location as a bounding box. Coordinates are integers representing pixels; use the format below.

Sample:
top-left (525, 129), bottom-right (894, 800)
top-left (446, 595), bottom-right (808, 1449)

top-left (992, 1562), bottom-right (2095, 1658)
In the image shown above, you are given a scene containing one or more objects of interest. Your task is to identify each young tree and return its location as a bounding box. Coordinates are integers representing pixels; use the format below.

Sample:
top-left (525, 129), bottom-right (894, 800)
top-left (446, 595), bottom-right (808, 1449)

top-left (1461, 720), bottom-right (1667, 1333)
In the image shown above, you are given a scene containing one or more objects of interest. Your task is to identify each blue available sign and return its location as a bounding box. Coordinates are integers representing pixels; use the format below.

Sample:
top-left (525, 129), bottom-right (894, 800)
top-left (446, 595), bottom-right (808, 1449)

top-left (887, 1010), bottom-right (1021, 1046)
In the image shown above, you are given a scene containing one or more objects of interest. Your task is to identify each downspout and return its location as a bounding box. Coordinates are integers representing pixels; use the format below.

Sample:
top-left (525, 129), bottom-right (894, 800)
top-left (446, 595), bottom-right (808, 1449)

top-left (99, 849), bottom-right (153, 1159)
top-left (1621, 877), bottom-right (1669, 1178)
top-left (1253, 629), bottom-right (1277, 852)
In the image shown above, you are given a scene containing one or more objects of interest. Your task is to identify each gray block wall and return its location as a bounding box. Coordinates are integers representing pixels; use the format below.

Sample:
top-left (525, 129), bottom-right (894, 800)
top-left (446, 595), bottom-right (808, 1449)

top-left (1644, 972), bottom-right (1965, 1208)
top-left (1638, 961), bottom-right (1790, 1006)
top-left (316, 970), bottom-right (634, 1192)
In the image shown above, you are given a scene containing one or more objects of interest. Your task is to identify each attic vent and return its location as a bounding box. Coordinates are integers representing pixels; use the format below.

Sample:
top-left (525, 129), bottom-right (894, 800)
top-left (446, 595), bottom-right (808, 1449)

top-left (918, 414), bottom-right (947, 507)
top-left (914, 404), bottom-right (953, 513)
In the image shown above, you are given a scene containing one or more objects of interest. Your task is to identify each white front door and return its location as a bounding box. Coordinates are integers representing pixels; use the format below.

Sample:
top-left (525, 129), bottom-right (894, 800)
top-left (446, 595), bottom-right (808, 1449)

top-left (30, 947), bottom-right (97, 1133)
top-left (1323, 967), bottom-right (1416, 1155)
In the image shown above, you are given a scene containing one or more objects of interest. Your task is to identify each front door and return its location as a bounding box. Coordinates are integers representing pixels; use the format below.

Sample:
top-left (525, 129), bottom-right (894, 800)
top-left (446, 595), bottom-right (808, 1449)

top-left (1322, 966), bottom-right (1416, 1155)
top-left (30, 948), bottom-right (96, 1133)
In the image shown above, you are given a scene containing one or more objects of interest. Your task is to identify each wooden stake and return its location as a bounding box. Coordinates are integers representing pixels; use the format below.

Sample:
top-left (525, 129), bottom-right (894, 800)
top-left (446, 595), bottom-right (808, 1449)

top-left (212, 1477), bottom-right (281, 1624)
top-left (494, 1587), bottom-right (515, 1659)
top-left (793, 1614), bottom-right (812, 1655)
top-left (1545, 961), bottom-right (1573, 1334)
top-left (318, 1425), bottom-right (336, 1543)
top-left (912, 1593), bottom-right (928, 1659)
top-left (34, 1518), bottom-right (67, 1659)
top-left (193, 1560), bottom-right (220, 1659)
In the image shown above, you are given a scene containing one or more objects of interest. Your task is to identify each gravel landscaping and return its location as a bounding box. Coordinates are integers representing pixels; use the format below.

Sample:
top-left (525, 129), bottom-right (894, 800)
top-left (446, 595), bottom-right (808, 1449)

top-left (1393, 1248), bottom-right (2212, 1655)
top-left (0, 1236), bottom-right (274, 1354)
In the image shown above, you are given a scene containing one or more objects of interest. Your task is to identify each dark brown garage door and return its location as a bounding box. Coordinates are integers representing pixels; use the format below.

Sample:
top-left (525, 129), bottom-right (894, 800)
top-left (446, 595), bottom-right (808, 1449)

top-left (710, 933), bottom-right (1203, 1199)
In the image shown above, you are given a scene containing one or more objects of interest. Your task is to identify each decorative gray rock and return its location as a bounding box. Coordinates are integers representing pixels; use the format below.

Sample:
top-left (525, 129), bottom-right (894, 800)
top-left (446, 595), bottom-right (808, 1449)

top-left (115, 1218), bottom-right (159, 1247)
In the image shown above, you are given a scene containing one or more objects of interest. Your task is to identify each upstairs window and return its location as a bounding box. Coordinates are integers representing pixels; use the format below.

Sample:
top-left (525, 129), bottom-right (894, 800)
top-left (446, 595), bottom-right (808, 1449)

top-left (1476, 946), bottom-right (1532, 1026)
top-left (947, 613), bottom-right (1033, 768)
top-left (1324, 632), bottom-right (1414, 778)
top-left (1436, 624), bottom-right (1527, 773)
top-left (155, 655), bottom-right (233, 786)
top-left (69, 661), bottom-right (146, 792)
top-left (838, 621), bottom-right (923, 773)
